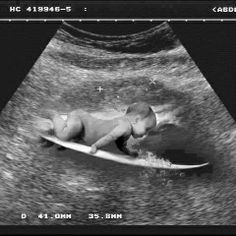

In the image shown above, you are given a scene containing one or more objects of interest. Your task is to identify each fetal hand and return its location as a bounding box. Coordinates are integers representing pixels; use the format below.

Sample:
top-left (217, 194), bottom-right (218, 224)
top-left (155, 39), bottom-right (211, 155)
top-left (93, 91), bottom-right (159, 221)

top-left (90, 145), bottom-right (97, 154)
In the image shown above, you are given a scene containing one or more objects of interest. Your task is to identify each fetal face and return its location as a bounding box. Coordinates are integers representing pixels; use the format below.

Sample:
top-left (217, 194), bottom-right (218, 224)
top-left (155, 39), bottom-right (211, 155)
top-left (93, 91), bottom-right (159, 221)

top-left (129, 106), bottom-right (187, 152)
top-left (132, 118), bottom-right (155, 138)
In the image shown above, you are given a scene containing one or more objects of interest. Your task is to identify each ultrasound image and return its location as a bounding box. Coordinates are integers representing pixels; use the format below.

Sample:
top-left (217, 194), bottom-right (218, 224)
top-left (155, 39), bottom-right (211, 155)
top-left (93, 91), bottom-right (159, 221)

top-left (0, 22), bottom-right (235, 225)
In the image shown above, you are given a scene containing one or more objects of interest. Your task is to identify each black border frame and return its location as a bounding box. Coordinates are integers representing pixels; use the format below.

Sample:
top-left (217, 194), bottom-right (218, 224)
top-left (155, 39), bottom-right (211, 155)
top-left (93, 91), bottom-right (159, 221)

top-left (0, 1), bottom-right (236, 235)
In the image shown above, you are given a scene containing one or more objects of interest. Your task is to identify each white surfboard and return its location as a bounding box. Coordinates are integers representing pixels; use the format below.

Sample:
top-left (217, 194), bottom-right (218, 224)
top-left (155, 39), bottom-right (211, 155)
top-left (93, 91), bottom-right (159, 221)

top-left (41, 134), bottom-right (209, 170)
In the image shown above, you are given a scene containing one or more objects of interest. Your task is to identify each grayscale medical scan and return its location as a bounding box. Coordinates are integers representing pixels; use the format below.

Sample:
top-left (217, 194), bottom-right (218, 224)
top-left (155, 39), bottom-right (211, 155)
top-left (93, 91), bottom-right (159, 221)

top-left (0, 1), bottom-right (235, 235)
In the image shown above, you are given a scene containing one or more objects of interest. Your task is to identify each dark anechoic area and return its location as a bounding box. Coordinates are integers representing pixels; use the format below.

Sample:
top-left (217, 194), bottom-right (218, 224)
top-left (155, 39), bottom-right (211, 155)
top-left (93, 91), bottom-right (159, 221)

top-left (0, 22), bottom-right (235, 225)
